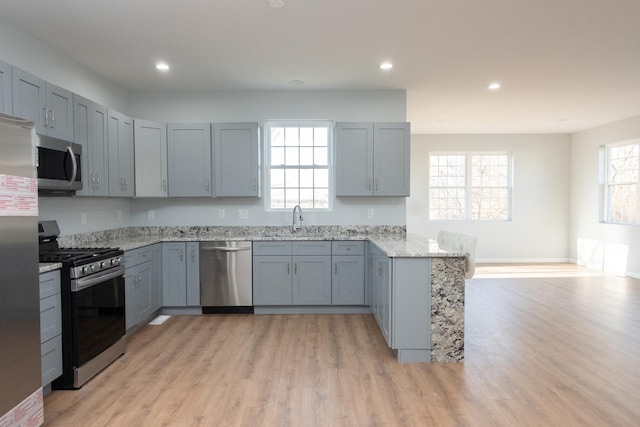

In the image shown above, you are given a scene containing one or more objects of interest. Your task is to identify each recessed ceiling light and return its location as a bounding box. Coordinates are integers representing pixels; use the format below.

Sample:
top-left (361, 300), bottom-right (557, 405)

top-left (155, 62), bottom-right (170, 71)
top-left (487, 82), bottom-right (501, 90)
top-left (268, 0), bottom-right (285, 8)
top-left (380, 62), bottom-right (393, 70)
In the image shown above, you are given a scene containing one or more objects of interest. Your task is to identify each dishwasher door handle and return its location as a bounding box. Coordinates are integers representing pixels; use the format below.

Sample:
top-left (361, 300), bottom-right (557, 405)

top-left (201, 246), bottom-right (251, 252)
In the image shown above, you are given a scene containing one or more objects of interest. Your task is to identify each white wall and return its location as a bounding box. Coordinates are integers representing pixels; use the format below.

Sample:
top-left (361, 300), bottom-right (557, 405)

top-left (0, 16), bottom-right (128, 112)
top-left (407, 134), bottom-right (571, 262)
top-left (570, 114), bottom-right (640, 277)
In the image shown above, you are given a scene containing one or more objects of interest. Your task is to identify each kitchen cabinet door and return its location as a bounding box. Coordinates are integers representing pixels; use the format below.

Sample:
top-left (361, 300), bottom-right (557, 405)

top-left (167, 123), bottom-right (212, 197)
top-left (108, 109), bottom-right (135, 197)
top-left (12, 67), bottom-right (46, 134)
top-left (293, 255), bottom-right (332, 305)
top-left (125, 261), bottom-right (153, 330)
top-left (331, 255), bottom-right (365, 305)
top-left (252, 255), bottom-right (292, 305)
top-left (134, 119), bottom-right (168, 197)
top-left (186, 242), bottom-right (200, 307)
top-left (213, 122), bottom-right (260, 197)
top-left (0, 60), bottom-right (12, 114)
top-left (74, 95), bottom-right (109, 196)
top-left (46, 82), bottom-right (74, 141)
top-left (372, 122), bottom-right (410, 196)
top-left (152, 244), bottom-right (163, 312)
top-left (335, 122), bottom-right (374, 196)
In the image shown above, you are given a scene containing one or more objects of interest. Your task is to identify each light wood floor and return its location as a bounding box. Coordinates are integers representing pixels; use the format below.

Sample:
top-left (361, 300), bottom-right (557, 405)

top-left (43, 264), bottom-right (640, 426)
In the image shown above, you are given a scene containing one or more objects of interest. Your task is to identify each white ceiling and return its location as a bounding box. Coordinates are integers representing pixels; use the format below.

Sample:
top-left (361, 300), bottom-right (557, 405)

top-left (1, 0), bottom-right (639, 134)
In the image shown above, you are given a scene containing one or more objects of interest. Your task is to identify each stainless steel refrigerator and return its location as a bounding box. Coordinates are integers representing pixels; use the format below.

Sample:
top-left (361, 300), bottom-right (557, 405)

top-left (0, 113), bottom-right (44, 426)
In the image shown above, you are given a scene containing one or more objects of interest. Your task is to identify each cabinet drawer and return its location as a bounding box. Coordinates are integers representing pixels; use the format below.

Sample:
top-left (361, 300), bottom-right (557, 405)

top-left (39, 270), bottom-right (60, 299)
top-left (292, 241), bottom-right (331, 256)
top-left (253, 241), bottom-right (292, 256)
top-left (40, 293), bottom-right (62, 343)
top-left (41, 335), bottom-right (63, 386)
top-left (332, 241), bottom-right (364, 256)
top-left (124, 245), bottom-right (153, 268)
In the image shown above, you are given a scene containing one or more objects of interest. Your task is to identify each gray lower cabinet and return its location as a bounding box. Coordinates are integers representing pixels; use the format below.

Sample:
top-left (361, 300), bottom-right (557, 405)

top-left (253, 241), bottom-right (333, 306)
top-left (152, 243), bottom-right (163, 312)
top-left (162, 242), bottom-right (200, 306)
top-left (124, 245), bottom-right (156, 330)
top-left (369, 243), bottom-right (392, 346)
top-left (39, 270), bottom-right (62, 386)
top-left (331, 241), bottom-right (365, 305)
top-left (0, 60), bottom-right (11, 114)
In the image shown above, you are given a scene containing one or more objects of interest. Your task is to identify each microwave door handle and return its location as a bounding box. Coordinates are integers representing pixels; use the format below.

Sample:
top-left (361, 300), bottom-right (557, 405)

top-left (67, 145), bottom-right (78, 186)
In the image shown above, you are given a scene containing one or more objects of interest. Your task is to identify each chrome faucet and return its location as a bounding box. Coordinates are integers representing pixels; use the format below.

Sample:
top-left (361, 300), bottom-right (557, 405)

top-left (292, 205), bottom-right (303, 233)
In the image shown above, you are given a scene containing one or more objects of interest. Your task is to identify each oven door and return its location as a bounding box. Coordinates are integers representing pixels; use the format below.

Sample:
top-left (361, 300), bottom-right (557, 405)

top-left (71, 266), bottom-right (125, 367)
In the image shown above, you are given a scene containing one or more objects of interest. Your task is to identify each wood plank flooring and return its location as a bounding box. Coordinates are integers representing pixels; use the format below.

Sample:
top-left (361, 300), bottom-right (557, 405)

top-left (42, 264), bottom-right (640, 426)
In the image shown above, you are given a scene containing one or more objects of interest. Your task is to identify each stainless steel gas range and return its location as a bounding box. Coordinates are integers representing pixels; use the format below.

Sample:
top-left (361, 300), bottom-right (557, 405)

top-left (38, 221), bottom-right (126, 389)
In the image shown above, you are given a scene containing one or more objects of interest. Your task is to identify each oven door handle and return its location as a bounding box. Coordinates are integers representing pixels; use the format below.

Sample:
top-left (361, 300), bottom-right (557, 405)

top-left (71, 265), bottom-right (125, 292)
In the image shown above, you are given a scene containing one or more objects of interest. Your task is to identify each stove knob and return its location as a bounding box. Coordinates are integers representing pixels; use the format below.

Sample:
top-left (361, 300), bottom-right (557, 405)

top-left (90, 264), bottom-right (97, 273)
top-left (100, 261), bottom-right (107, 269)
top-left (113, 257), bottom-right (121, 266)
top-left (82, 266), bottom-right (88, 275)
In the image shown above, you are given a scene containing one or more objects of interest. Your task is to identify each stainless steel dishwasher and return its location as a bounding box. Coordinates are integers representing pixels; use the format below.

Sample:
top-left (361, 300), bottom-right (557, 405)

top-left (200, 241), bottom-right (253, 314)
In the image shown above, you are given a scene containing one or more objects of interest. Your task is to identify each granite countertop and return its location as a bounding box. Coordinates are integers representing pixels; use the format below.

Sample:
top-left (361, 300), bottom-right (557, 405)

top-left (55, 226), bottom-right (467, 259)
top-left (39, 263), bottom-right (62, 274)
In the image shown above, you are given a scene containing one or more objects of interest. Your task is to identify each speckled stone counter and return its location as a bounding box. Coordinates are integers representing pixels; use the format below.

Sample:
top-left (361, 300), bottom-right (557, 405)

top-left (57, 225), bottom-right (467, 363)
top-left (39, 263), bottom-right (62, 274)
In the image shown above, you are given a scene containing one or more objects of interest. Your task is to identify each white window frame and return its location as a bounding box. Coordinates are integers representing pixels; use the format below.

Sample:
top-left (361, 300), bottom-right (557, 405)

top-left (602, 140), bottom-right (640, 225)
top-left (429, 152), bottom-right (513, 221)
top-left (264, 120), bottom-right (333, 211)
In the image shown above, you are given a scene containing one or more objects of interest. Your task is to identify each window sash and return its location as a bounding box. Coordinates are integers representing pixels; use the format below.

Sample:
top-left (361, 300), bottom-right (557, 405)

top-left (604, 142), bottom-right (640, 224)
top-left (266, 121), bottom-right (332, 210)
top-left (429, 153), bottom-right (512, 220)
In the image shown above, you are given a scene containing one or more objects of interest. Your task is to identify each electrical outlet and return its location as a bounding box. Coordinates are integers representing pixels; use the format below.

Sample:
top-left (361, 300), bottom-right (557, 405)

top-left (81, 212), bottom-right (87, 225)
top-left (238, 209), bottom-right (249, 219)
top-left (148, 210), bottom-right (155, 220)
top-left (368, 208), bottom-right (375, 218)
top-left (218, 209), bottom-right (225, 219)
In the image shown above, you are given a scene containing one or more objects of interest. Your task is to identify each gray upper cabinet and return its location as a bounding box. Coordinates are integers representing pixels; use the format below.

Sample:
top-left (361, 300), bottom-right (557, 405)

top-left (74, 95), bottom-right (109, 196)
top-left (108, 109), bottom-right (135, 197)
top-left (335, 122), bottom-right (410, 197)
top-left (12, 67), bottom-right (73, 140)
top-left (167, 123), bottom-right (212, 197)
top-left (213, 122), bottom-right (260, 197)
top-left (0, 60), bottom-right (11, 114)
top-left (134, 119), bottom-right (167, 197)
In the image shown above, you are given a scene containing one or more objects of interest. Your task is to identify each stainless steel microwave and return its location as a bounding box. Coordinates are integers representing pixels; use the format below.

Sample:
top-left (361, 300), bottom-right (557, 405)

top-left (36, 134), bottom-right (82, 193)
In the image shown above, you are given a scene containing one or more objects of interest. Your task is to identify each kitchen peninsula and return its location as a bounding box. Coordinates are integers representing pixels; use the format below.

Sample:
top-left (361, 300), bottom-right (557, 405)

top-left (47, 226), bottom-right (467, 363)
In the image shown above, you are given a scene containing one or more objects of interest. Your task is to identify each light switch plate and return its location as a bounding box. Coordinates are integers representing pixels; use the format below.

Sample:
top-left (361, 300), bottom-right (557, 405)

top-left (218, 209), bottom-right (225, 219)
top-left (238, 209), bottom-right (249, 219)
top-left (368, 208), bottom-right (375, 218)
top-left (148, 210), bottom-right (155, 220)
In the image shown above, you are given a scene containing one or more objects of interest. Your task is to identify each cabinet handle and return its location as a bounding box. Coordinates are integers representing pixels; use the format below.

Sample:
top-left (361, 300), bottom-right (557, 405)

top-left (294, 262), bottom-right (297, 275)
top-left (180, 249), bottom-right (184, 262)
top-left (162, 178), bottom-right (167, 192)
top-left (124, 177), bottom-right (128, 190)
top-left (368, 178), bottom-right (372, 191)
top-left (375, 178), bottom-right (379, 192)
top-left (50, 110), bottom-right (55, 129)
top-left (253, 179), bottom-right (257, 191)
top-left (191, 247), bottom-right (195, 262)
top-left (96, 174), bottom-right (100, 189)
top-left (205, 179), bottom-right (210, 192)
top-left (287, 262), bottom-right (290, 275)
top-left (334, 263), bottom-right (337, 275)
top-left (43, 108), bottom-right (48, 127)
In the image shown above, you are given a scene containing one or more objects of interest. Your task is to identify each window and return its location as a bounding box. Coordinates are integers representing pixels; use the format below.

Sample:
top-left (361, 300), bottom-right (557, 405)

top-left (266, 121), bottom-right (331, 210)
top-left (604, 141), bottom-right (639, 224)
top-left (429, 153), bottom-right (512, 220)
